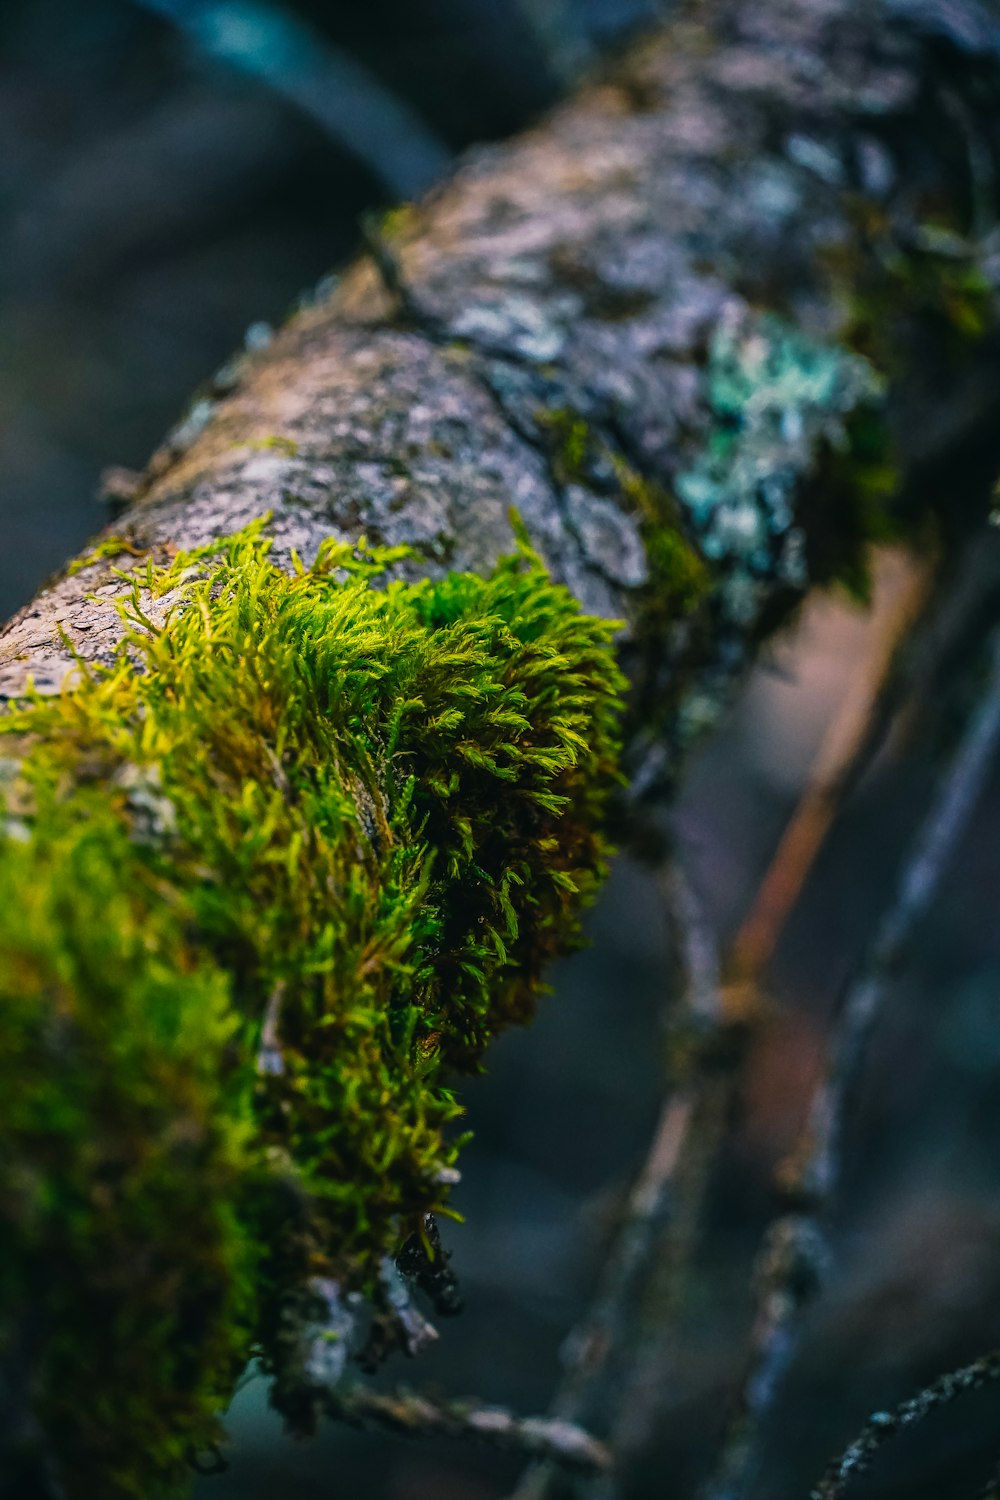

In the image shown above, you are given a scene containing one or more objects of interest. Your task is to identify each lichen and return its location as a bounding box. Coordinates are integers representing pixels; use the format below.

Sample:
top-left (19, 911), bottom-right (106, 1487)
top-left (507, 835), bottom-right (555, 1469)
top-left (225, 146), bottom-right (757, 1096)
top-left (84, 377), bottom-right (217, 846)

top-left (675, 311), bottom-right (885, 625)
top-left (0, 521), bottom-right (625, 1498)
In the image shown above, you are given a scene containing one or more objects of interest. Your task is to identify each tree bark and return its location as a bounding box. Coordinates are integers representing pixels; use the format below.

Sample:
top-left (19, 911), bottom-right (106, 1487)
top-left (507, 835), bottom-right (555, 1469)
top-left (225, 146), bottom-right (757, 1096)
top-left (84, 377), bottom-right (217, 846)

top-left (5, 1), bottom-right (1000, 1495)
top-left (8, 0), bottom-right (1000, 742)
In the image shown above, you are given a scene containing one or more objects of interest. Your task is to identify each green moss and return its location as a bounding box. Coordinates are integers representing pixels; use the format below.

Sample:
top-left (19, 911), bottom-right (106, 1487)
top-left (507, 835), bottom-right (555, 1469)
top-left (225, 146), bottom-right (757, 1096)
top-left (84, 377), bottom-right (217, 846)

top-left (0, 522), bottom-right (625, 1496)
top-left (535, 407), bottom-right (594, 487)
top-left (65, 534), bottom-right (146, 576)
top-left (0, 825), bottom-right (257, 1498)
top-left (533, 407), bottom-right (712, 619)
top-left (614, 463), bottom-right (712, 617)
top-left (803, 403), bottom-right (906, 606)
top-left (844, 219), bottom-right (995, 372)
top-left (247, 434), bottom-right (300, 456)
top-left (378, 203), bottom-right (418, 241)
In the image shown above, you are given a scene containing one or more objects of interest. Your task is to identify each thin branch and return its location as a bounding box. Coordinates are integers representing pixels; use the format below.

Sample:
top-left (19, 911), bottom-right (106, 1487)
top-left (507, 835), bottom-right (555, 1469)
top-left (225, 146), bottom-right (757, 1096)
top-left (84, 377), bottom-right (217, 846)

top-left (581, 560), bottom-right (941, 1498)
top-left (701, 625), bottom-right (1000, 1500)
top-left (795, 625), bottom-right (1000, 1209)
top-left (809, 1348), bottom-right (1000, 1500)
top-left (132, 0), bottom-right (449, 196)
top-left (322, 1383), bottom-right (611, 1475)
top-left (724, 555), bottom-right (934, 1002)
top-left (505, 863), bottom-right (724, 1500)
top-left (502, 560), bottom-right (937, 1500)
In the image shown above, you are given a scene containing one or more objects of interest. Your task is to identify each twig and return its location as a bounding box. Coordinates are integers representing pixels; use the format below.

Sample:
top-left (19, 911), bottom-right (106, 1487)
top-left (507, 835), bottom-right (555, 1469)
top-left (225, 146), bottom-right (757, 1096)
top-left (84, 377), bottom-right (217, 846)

top-left (588, 559), bottom-right (940, 1496)
top-left (723, 555), bottom-right (933, 1006)
top-left (256, 980), bottom-right (286, 1076)
top-left (701, 626), bottom-right (1000, 1500)
top-left (505, 863), bottom-right (724, 1500)
top-left (794, 625), bottom-right (1000, 1207)
top-left (510, 553), bottom-right (967, 1500)
top-left (809, 1348), bottom-right (1000, 1500)
top-left (132, 0), bottom-right (448, 196)
top-left (323, 1383), bottom-right (611, 1475)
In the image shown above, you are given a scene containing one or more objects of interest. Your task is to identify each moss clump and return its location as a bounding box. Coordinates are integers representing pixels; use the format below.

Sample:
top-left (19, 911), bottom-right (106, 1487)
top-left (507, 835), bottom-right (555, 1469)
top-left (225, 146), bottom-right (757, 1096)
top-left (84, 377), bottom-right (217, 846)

top-left (65, 534), bottom-right (146, 576)
top-left (614, 463), bottom-right (712, 620)
top-left (844, 218), bottom-right (996, 374)
top-left (535, 407), bottom-right (594, 487)
top-left (0, 522), bottom-right (625, 1497)
top-left (533, 406), bottom-right (712, 620)
top-left (0, 823), bottom-right (257, 1498)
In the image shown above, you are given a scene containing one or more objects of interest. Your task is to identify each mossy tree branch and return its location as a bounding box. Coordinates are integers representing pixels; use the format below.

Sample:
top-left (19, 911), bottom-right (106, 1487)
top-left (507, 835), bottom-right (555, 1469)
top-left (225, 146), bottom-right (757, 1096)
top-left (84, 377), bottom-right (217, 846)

top-left (5, 1), bottom-right (1000, 1496)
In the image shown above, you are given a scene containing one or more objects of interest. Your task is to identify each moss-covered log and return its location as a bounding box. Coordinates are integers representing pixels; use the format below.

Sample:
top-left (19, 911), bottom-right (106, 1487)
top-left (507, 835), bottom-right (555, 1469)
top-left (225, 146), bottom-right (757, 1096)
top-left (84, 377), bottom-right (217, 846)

top-left (4, 1), bottom-right (1000, 1494)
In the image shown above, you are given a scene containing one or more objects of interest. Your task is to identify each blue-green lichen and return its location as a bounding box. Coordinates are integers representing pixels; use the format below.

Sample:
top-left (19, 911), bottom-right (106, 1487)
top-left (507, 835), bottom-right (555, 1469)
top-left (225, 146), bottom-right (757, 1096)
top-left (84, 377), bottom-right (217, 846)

top-left (675, 312), bottom-right (885, 624)
top-left (0, 522), bottom-right (625, 1498)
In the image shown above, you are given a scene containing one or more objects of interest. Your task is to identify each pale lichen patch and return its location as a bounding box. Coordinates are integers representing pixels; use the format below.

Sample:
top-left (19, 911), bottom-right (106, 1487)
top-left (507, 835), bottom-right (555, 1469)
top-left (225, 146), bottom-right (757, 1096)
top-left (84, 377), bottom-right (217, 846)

top-left (676, 310), bottom-right (884, 624)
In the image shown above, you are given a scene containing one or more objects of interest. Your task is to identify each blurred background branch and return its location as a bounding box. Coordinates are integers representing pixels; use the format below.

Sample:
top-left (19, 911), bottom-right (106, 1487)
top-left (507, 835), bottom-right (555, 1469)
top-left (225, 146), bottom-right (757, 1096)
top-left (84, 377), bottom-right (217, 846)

top-left (131, 0), bottom-right (450, 197)
top-left (811, 1347), bottom-right (1000, 1500)
top-left (703, 624), bottom-right (1000, 1500)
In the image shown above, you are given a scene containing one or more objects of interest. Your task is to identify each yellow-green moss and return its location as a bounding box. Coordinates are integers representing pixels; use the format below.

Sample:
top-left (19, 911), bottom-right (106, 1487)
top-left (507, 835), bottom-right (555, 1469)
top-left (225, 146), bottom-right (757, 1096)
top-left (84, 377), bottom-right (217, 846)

top-left (845, 219), bottom-right (995, 373)
top-left (534, 405), bottom-right (713, 620)
top-left (65, 534), bottom-right (146, 576)
top-left (535, 407), bottom-right (593, 487)
top-left (246, 434), bottom-right (300, 456)
top-left (0, 522), bottom-right (625, 1497)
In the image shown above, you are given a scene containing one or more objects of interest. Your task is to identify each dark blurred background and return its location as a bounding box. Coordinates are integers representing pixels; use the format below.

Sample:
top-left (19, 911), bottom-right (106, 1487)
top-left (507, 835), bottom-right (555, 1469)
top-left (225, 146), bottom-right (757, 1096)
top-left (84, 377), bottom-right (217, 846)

top-left (5, 4), bottom-right (1000, 1498)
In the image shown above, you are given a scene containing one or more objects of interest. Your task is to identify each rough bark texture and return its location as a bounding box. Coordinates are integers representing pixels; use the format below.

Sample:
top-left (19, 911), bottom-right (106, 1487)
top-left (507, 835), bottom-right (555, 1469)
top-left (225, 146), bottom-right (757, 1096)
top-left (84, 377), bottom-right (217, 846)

top-left (6, 1), bottom-right (1000, 1495)
top-left (8, 0), bottom-right (1000, 764)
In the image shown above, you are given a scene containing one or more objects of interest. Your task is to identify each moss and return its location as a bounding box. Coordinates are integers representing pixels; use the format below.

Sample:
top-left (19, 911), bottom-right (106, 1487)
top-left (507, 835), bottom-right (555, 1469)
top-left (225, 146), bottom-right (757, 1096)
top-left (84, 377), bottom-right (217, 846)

top-left (0, 522), bottom-right (625, 1497)
top-left (533, 407), bottom-right (712, 619)
top-left (65, 534), bottom-right (147, 577)
top-left (843, 218), bottom-right (996, 374)
top-left (378, 203), bottom-right (418, 241)
top-left (247, 435), bottom-right (300, 457)
top-left (801, 402), bottom-right (905, 606)
top-left (0, 825), bottom-right (257, 1498)
top-left (614, 463), bottom-right (712, 619)
top-left (535, 407), bottom-right (594, 487)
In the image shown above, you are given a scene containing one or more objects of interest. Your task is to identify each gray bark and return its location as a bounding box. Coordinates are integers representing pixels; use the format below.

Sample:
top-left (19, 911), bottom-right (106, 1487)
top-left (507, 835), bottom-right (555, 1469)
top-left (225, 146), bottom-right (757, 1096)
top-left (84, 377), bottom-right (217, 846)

top-left (6, 0), bottom-right (1000, 768)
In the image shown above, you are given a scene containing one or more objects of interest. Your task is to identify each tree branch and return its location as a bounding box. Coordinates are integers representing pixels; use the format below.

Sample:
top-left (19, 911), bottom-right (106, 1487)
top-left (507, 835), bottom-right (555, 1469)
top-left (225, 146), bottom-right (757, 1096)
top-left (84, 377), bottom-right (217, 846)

top-left (507, 863), bottom-right (723, 1500)
top-left (5, 1), bottom-right (1000, 1494)
top-left (325, 1382), bottom-right (611, 1475)
top-left (810, 1347), bottom-right (1000, 1500)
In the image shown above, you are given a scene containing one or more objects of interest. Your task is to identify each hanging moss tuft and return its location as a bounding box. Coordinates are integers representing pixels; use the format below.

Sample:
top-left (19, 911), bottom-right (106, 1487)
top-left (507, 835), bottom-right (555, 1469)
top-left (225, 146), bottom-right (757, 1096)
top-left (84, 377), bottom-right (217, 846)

top-left (0, 520), bottom-right (625, 1498)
